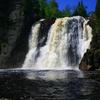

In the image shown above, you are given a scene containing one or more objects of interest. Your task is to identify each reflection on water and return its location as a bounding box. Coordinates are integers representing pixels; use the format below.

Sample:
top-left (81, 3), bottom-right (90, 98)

top-left (25, 70), bottom-right (84, 80)
top-left (0, 69), bottom-right (100, 100)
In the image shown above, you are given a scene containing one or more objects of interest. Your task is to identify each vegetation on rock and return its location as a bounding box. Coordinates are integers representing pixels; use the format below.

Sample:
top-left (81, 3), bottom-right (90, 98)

top-left (80, 0), bottom-right (100, 71)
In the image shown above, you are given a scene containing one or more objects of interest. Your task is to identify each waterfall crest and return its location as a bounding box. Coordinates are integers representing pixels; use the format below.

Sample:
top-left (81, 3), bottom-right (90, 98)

top-left (22, 16), bottom-right (92, 70)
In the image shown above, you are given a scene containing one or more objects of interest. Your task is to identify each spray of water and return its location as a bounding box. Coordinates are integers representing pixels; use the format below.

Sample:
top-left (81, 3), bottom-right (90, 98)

top-left (22, 16), bottom-right (92, 71)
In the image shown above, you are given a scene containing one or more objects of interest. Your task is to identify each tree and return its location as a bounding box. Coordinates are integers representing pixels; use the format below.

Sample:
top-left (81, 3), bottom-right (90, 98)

top-left (95, 0), bottom-right (100, 32)
top-left (38, 0), bottom-right (47, 18)
top-left (62, 7), bottom-right (71, 17)
top-left (95, 0), bottom-right (100, 18)
top-left (47, 0), bottom-right (61, 18)
top-left (73, 1), bottom-right (87, 17)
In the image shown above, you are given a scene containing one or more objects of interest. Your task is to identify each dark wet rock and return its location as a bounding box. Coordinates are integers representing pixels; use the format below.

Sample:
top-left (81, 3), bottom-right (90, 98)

top-left (0, 0), bottom-right (40, 68)
top-left (80, 49), bottom-right (100, 71)
top-left (79, 49), bottom-right (94, 71)
top-left (37, 18), bottom-right (55, 48)
top-left (80, 14), bottom-right (100, 71)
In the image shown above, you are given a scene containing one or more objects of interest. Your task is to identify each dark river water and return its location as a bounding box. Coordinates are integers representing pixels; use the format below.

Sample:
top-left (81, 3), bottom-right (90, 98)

top-left (0, 69), bottom-right (100, 100)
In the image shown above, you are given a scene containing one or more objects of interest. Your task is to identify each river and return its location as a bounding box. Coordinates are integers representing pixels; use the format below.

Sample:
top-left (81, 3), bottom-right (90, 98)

top-left (0, 69), bottom-right (100, 100)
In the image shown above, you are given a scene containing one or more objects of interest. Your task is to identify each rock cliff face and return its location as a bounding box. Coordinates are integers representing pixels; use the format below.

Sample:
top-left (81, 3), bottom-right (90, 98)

top-left (0, 0), bottom-right (55, 68)
top-left (0, 0), bottom-right (39, 68)
top-left (79, 18), bottom-right (100, 71)
top-left (80, 39), bottom-right (100, 71)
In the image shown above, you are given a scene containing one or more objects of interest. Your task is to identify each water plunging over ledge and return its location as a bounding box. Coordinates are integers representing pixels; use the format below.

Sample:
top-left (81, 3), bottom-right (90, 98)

top-left (22, 16), bottom-right (92, 70)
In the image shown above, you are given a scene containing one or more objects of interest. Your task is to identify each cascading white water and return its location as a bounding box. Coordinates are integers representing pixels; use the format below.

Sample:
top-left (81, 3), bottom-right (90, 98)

top-left (22, 16), bottom-right (92, 70)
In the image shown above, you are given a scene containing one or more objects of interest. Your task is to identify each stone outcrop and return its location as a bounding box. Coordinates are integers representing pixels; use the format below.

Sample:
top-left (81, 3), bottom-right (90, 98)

top-left (0, 0), bottom-right (39, 68)
top-left (80, 15), bottom-right (100, 71)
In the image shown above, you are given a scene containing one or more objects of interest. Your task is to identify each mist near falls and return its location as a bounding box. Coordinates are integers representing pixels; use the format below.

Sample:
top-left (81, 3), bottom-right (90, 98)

top-left (22, 16), bottom-right (92, 70)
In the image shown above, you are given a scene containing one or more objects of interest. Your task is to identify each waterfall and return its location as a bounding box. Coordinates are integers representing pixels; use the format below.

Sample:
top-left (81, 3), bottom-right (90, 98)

top-left (22, 16), bottom-right (92, 70)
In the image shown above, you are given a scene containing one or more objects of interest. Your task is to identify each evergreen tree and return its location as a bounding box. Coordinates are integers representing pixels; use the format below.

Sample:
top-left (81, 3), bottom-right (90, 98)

top-left (62, 7), bottom-right (71, 17)
top-left (47, 0), bottom-right (61, 18)
top-left (73, 1), bottom-right (87, 17)
top-left (38, 0), bottom-right (47, 18)
top-left (44, 5), bottom-right (51, 19)
top-left (95, 0), bottom-right (100, 32)
top-left (95, 0), bottom-right (100, 18)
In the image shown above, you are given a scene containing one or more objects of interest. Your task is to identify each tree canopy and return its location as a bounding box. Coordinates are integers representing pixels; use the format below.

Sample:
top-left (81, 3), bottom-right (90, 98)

top-left (31, 0), bottom-right (71, 19)
top-left (95, 0), bottom-right (100, 33)
top-left (73, 1), bottom-right (87, 17)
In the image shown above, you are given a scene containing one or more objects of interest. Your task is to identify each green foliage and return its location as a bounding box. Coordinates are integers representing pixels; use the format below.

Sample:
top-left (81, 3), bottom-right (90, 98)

top-left (44, 0), bottom-right (62, 19)
top-left (95, 0), bottom-right (100, 33)
top-left (62, 7), bottom-right (71, 17)
top-left (73, 1), bottom-right (87, 17)
top-left (95, 0), bottom-right (100, 18)
top-left (38, 0), bottom-right (47, 18)
top-left (30, 0), bottom-right (71, 19)
top-left (91, 0), bottom-right (100, 49)
top-left (48, 0), bottom-right (60, 18)
top-left (23, 0), bottom-right (95, 20)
